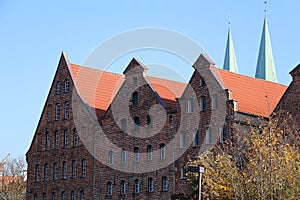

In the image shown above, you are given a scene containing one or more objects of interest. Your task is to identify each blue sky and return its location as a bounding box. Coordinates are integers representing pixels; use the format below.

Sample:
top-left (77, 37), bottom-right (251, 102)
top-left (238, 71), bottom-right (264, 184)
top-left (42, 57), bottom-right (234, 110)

top-left (1, 1), bottom-right (299, 160)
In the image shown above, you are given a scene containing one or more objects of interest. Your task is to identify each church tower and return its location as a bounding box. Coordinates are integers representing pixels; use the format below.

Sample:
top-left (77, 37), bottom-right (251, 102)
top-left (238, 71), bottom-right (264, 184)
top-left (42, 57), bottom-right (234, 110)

top-left (223, 26), bottom-right (239, 73)
top-left (255, 17), bottom-right (277, 82)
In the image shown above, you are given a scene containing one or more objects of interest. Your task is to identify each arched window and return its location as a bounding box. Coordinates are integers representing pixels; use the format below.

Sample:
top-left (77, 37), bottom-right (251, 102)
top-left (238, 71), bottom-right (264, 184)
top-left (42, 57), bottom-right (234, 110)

top-left (80, 191), bottom-right (85, 200)
top-left (148, 178), bottom-right (154, 192)
top-left (160, 144), bottom-right (166, 160)
top-left (107, 182), bottom-right (113, 196)
top-left (44, 164), bottom-right (49, 182)
top-left (64, 102), bottom-right (69, 119)
top-left (108, 150), bottom-right (114, 165)
top-left (64, 80), bottom-right (70, 93)
top-left (134, 179), bottom-right (140, 194)
top-left (56, 82), bottom-right (62, 94)
top-left (134, 117), bottom-right (140, 130)
top-left (73, 128), bottom-right (78, 147)
top-left (188, 99), bottom-right (194, 113)
top-left (43, 193), bottom-right (47, 200)
top-left (52, 192), bottom-right (56, 200)
top-left (61, 191), bottom-right (66, 200)
top-left (162, 177), bottom-right (168, 191)
top-left (71, 191), bottom-right (75, 200)
top-left (147, 145), bottom-right (153, 160)
top-left (121, 180), bottom-right (126, 195)
top-left (34, 194), bottom-right (38, 200)
top-left (55, 103), bottom-right (60, 120)
top-left (72, 160), bottom-right (76, 178)
top-left (134, 147), bottom-right (140, 162)
top-left (121, 149), bottom-right (127, 164)
top-left (132, 92), bottom-right (138, 105)
top-left (81, 160), bottom-right (86, 178)
top-left (54, 131), bottom-right (59, 149)
top-left (53, 162), bottom-right (58, 181)
top-left (63, 130), bottom-right (68, 148)
top-left (62, 161), bottom-right (67, 179)
top-left (35, 164), bottom-right (40, 182)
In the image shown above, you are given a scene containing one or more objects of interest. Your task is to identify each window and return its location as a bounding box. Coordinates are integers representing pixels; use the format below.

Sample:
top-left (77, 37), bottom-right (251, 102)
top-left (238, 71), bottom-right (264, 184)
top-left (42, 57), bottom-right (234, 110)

top-left (63, 130), bottom-right (68, 148)
top-left (148, 178), bottom-right (154, 192)
top-left (34, 194), bottom-right (38, 200)
top-left (81, 160), bottom-right (86, 178)
top-left (134, 179), bottom-right (140, 194)
top-left (64, 80), bottom-right (70, 93)
top-left (147, 145), bottom-right (153, 160)
top-left (108, 150), bottom-right (114, 166)
top-left (53, 162), bottom-right (58, 181)
top-left (193, 130), bottom-right (200, 147)
top-left (64, 102), bottom-right (69, 119)
top-left (61, 191), bottom-right (66, 200)
top-left (132, 92), bottom-right (138, 105)
top-left (121, 180), bottom-right (126, 195)
top-left (72, 160), bottom-right (76, 178)
top-left (121, 149), bottom-right (127, 164)
top-left (43, 193), bottom-right (47, 200)
top-left (73, 128), bottom-right (78, 147)
top-left (162, 177), bottom-right (168, 191)
top-left (55, 103), bottom-right (60, 120)
top-left (147, 115), bottom-right (152, 128)
top-left (212, 95), bottom-right (218, 110)
top-left (62, 161), bottom-right (67, 179)
top-left (160, 144), bottom-right (166, 160)
top-left (134, 147), bottom-right (140, 162)
top-left (221, 126), bottom-right (227, 143)
top-left (54, 131), bottom-right (59, 150)
top-left (180, 168), bottom-right (187, 179)
top-left (71, 191), bottom-right (75, 200)
top-left (121, 119), bottom-right (126, 132)
top-left (134, 117), bottom-right (140, 130)
top-left (180, 132), bottom-right (186, 148)
top-left (133, 77), bottom-right (138, 86)
top-left (35, 165), bottom-right (40, 182)
top-left (200, 77), bottom-right (206, 86)
top-left (44, 164), bottom-right (49, 182)
top-left (80, 191), bottom-right (85, 200)
top-left (107, 182), bottom-right (113, 196)
top-left (52, 192), bottom-right (56, 200)
top-left (206, 129), bottom-right (213, 144)
top-left (45, 132), bottom-right (50, 150)
top-left (200, 97), bottom-right (207, 112)
top-left (188, 99), bottom-right (194, 113)
top-left (56, 82), bottom-right (62, 94)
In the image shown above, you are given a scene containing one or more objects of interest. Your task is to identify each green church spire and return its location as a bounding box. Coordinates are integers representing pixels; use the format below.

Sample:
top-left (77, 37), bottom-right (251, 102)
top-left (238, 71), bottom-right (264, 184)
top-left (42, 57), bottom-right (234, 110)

top-left (223, 27), bottom-right (239, 73)
top-left (255, 17), bottom-right (277, 82)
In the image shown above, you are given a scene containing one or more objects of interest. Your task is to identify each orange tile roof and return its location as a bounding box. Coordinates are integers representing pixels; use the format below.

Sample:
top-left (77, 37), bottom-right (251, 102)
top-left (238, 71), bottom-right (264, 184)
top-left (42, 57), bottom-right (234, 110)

top-left (212, 67), bottom-right (287, 117)
top-left (70, 64), bottom-right (186, 117)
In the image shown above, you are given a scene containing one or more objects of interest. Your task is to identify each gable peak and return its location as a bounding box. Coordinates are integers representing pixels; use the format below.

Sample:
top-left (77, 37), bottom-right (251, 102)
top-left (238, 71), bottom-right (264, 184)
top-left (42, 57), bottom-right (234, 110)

top-left (123, 57), bottom-right (148, 75)
top-left (193, 53), bottom-right (215, 70)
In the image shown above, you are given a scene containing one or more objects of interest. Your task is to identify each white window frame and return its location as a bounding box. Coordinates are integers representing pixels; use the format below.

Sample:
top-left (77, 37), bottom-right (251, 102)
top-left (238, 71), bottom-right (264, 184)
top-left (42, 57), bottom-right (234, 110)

top-left (160, 144), bottom-right (166, 160)
top-left (54, 131), bottom-right (59, 149)
top-left (56, 82), bottom-right (62, 94)
top-left (44, 164), bottom-right (49, 182)
top-left (180, 132), bottom-right (186, 148)
top-left (62, 161), bottom-right (67, 179)
top-left (73, 129), bottom-right (78, 147)
top-left (43, 193), bottom-right (47, 200)
top-left (53, 163), bottom-right (58, 181)
top-left (71, 191), bottom-right (75, 200)
top-left (80, 191), bottom-right (85, 200)
top-left (55, 103), bottom-right (60, 120)
top-left (35, 165), bottom-right (40, 182)
top-left (72, 160), bottom-right (76, 178)
top-left (212, 95), bottom-right (218, 110)
top-left (121, 150), bottom-right (127, 164)
top-left (206, 128), bottom-right (213, 144)
top-left (134, 179), bottom-right (140, 194)
top-left (134, 147), bottom-right (140, 163)
top-left (108, 150), bottom-right (114, 166)
top-left (64, 80), bottom-right (70, 93)
top-left (52, 192), bottom-right (56, 200)
top-left (188, 99), bottom-right (194, 113)
top-left (180, 168), bottom-right (187, 179)
top-left (121, 181), bottom-right (126, 195)
top-left (147, 145), bottom-right (153, 161)
top-left (148, 178), bottom-right (154, 192)
top-left (61, 191), bottom-right (66, 200)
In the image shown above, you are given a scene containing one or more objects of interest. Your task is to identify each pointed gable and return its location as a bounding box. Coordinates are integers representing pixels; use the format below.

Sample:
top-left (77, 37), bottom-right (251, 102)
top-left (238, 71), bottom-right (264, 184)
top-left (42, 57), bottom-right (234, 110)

top-left (255, 17), bottom-right (277, 82)
top-left (123, 58), bottom-right (148, 75)
top-left (223, 27), bottom-right (239, 73)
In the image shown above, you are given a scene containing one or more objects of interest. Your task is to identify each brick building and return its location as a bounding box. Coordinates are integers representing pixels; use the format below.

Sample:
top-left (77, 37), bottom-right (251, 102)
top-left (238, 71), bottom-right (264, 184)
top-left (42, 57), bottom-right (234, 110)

top-left (26, 17), bottom-right (299, 200)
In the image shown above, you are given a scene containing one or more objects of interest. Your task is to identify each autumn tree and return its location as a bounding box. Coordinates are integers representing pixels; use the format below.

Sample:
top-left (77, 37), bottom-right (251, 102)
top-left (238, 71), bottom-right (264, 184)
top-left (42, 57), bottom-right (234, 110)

top-left (187, 113), bottom-right (300, 200)
top-left (0, 156), bottom-right (26, 200)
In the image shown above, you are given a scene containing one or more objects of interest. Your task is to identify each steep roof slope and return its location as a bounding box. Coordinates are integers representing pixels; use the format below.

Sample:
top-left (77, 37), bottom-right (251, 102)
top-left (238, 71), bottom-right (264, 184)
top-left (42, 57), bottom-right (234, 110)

top-left (213, 67), bottom-right (287, 117)
top-left (70, 64), bottom-right (186, 117)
